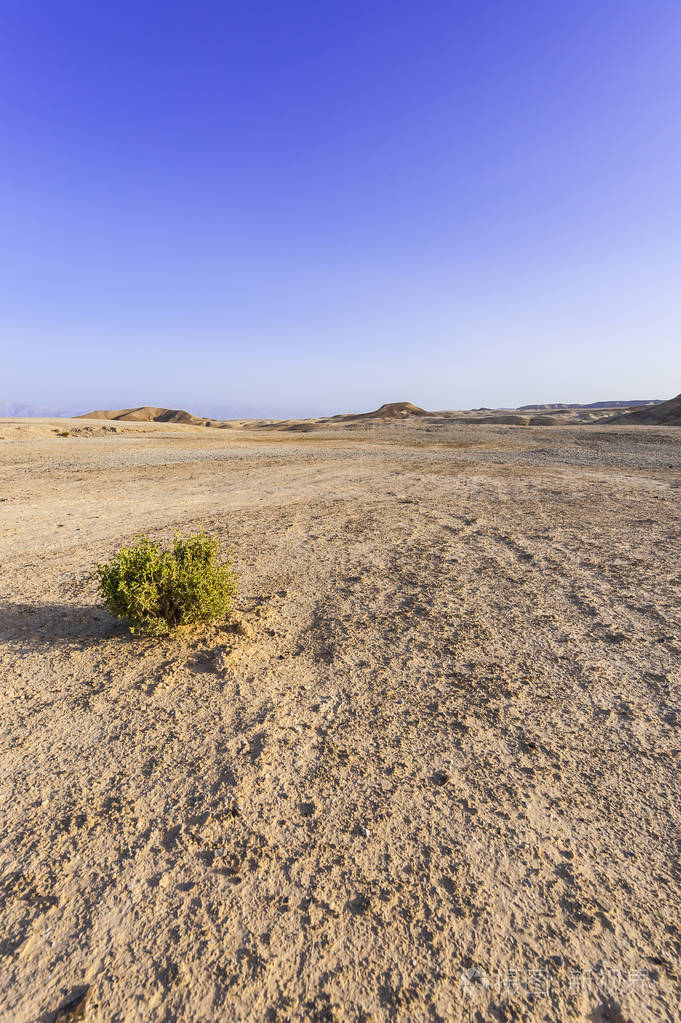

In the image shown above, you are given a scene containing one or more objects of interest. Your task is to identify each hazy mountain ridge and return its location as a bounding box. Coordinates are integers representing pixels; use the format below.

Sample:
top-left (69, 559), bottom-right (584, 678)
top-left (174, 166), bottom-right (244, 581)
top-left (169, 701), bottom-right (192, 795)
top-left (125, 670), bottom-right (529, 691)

top-left (517, 400), bottom-right (662, 411)
top-left (5, 395), bottom-right (677, 428)
top-left (0, 401), bottom-right (75, 418)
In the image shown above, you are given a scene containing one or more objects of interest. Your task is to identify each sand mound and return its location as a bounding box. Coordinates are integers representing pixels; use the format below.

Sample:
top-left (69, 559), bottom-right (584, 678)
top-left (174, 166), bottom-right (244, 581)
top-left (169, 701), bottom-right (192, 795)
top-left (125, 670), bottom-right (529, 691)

top-left (476, 414), bottom-right (529, 426)
top-left (529, 415), bottom-right (559, 425)
top-left (606, 392), bottom-right (681, 426)
top-left (79, 406), bottom-right (204, 425)
top-left (341, 401), bottom-right (430, 422)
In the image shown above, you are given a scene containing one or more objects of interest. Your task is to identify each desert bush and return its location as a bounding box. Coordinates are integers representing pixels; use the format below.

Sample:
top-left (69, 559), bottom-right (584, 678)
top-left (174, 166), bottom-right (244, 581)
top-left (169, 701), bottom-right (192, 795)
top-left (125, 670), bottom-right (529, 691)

top-left (96, 532), bottom-right (237, 635)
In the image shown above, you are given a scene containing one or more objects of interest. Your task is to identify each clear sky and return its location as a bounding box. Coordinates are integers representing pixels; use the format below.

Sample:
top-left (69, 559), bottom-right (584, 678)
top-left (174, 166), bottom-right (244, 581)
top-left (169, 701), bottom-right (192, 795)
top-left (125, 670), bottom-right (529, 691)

top-left (2, 1), bottom-right (680, 417)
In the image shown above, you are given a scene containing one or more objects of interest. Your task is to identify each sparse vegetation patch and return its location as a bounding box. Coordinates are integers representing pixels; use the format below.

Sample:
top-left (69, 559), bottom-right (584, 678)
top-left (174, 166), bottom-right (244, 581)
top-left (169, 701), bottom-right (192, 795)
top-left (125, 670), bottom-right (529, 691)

top-left (96, 532), bottom-right (237, 635)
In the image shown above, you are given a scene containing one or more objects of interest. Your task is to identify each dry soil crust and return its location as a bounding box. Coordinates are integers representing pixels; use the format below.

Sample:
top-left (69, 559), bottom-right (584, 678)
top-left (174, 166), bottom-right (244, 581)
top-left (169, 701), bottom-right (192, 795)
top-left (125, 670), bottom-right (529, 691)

top-left (0, 420), bottom-right (680, 1022)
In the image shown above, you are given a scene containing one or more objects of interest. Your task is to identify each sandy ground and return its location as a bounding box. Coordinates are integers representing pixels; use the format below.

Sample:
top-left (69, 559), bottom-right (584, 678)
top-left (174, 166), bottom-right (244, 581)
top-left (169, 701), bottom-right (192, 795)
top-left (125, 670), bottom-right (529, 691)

top-left (1, 418), bottom-right (680, 1022)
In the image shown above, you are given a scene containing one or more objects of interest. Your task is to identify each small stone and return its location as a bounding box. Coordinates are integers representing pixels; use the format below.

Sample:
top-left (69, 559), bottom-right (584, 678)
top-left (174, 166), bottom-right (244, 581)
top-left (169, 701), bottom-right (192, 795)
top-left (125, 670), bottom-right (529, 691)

top-left (52, 986), bottom-right (90, 1022)
top-left (349, 894), bottom-right (371, 914)
top-left (214, 648), bottom-right (233, 671)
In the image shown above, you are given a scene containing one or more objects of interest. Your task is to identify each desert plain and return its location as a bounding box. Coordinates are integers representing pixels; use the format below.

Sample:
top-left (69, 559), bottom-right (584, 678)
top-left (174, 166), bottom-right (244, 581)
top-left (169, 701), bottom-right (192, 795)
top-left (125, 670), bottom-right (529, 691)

top-left (0, 414), bottom-right (680, 1022)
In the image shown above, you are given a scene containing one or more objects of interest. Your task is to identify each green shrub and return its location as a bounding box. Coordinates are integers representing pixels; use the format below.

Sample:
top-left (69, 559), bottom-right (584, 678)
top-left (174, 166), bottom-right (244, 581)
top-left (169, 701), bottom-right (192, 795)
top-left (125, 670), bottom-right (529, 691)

top-left (96, 532), bottom-right (237, 635)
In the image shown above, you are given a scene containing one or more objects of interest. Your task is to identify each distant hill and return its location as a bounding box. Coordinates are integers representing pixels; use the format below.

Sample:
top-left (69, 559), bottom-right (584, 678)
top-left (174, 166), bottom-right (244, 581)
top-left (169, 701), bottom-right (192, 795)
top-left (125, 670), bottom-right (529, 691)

top-left (339, 401), bottom-right (430, 421)
top-left (606, 393), bottom-right (681, 426)
top-left (23, 396), bottom-right (681, 430)
top-left (476, 414), bottom-right (530, 425)
top-left (0, 401), bottom-right (74, 417)
top-left (78, 406), bottom-right (204, 425)
top-left (517, 400), bottom-right (662, 411)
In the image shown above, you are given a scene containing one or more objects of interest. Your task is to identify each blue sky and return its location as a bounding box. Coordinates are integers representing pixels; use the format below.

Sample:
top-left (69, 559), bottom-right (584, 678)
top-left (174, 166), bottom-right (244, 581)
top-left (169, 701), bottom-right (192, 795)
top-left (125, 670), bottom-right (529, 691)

top-left (1, 0), bottom-right (680, 416)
